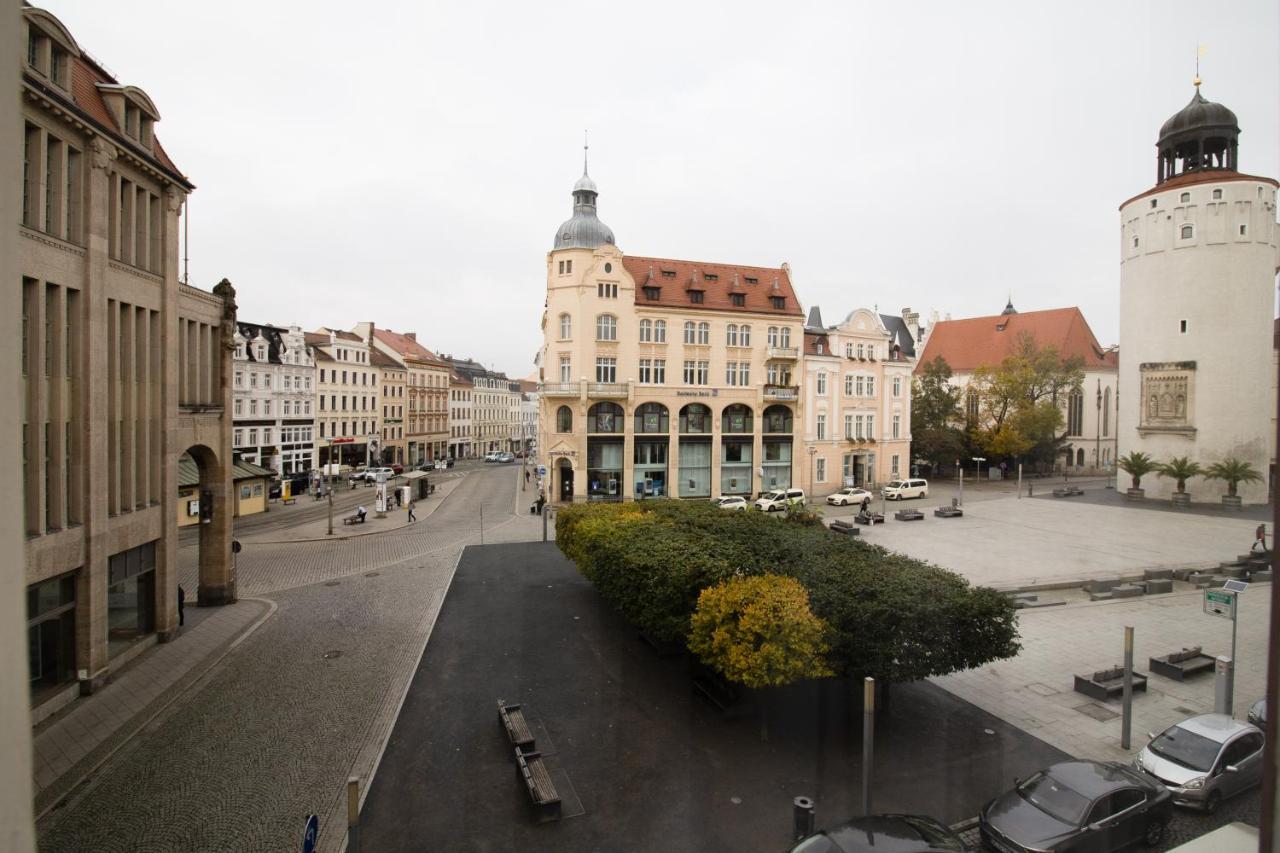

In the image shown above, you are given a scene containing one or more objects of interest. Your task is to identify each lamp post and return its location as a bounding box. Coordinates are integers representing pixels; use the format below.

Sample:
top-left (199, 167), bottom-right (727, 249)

top-left (808, 445), bottom-right (817, 496)
top-left (972, 456), bottom-right (986, 486)
top-left (1095, 378), bottom-right (1101, 473)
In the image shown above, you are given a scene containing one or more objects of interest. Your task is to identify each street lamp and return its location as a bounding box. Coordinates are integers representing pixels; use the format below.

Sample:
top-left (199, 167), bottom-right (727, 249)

top-left (808, 445), bottom-right (818, 496)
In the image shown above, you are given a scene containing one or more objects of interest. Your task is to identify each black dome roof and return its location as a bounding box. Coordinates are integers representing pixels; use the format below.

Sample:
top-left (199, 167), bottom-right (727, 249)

top-left (1159, 88), bottom-right (1239, 143)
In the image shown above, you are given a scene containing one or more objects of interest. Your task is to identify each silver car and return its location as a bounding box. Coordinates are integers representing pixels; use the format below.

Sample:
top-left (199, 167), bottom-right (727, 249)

top-left (1135, 713), bottom-right (1265, 812)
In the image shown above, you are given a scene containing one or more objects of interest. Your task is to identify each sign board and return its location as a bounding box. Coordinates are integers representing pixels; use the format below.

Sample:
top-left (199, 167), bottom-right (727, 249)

top-left (537, 465), bottom-right (547, 477)
top-left (301, 814), bottom-right (318, 853)
top-left (1204, 588), bottom-right (1235, 620)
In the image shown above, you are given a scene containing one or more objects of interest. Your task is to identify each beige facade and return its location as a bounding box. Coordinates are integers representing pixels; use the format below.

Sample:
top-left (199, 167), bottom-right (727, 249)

top-left (20, 4), bottom-right (236, 726)
top-left (370, 327), bottom-right (449, 464)
top-left (448, 371), bottom-right (474, 458)
top-left (802, 308), bottom-right (915, 494)
top-left (307, 328), bottom-right (380, 469)
top-left (372, 348), bottom-right (407, 465)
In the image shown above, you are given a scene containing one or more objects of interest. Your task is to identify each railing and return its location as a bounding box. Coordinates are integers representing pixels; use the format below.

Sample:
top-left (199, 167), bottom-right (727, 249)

top-left (767, 346), bottom-right (800, 360)
top-left (587, 382), bottom-right (629, 399)
top-left (539, 382), bottom-right (581, 397)
top-left (764, 385), bottom-right (799, 401)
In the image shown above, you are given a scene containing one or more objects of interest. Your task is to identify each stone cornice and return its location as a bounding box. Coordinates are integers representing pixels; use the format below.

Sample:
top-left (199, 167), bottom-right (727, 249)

top-left (108, 259), bottom-right (162, 284)
top-left (20, 226), bottom-right (85, 258)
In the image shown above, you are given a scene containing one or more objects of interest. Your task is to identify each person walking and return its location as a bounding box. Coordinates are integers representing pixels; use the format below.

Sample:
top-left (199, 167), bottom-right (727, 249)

top-left (1252, 523), bottom-right (1268, 553)
top-left (525, 469), bottom-right (531, 485)
top-left (177, 585), bottom-right (185, 627)
top-left (408, 500), bottom-right (417, 523)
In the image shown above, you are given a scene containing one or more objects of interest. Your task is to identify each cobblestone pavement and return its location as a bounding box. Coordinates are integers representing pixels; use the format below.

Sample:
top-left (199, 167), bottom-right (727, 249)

top-left (37, 463), bottom-right (541, 853)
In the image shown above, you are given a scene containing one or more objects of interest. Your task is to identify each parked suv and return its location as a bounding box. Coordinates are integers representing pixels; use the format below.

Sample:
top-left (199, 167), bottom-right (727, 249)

top-left (883, 478), bottom-right (928, 500)
top-left (754, 488), bottom-right (806, 512)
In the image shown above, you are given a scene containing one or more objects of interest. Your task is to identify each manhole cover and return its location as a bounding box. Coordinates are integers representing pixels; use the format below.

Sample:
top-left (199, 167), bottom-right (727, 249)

top-left (1025, 682), bottom-right (1059, 697)
top-left (325, 581), bottom-right (340, 586)
top-left (1074, 702), bottom-right (1120, 722)
top-left (364, 571), bottom-right (380, 577)
top-left (322, 650), bottom-right (344, 660)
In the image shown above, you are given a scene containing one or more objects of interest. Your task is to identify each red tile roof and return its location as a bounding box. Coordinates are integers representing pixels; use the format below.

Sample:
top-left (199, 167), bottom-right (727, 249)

top-left (1120, 170), bottom-right (1278, 209)
top-left (917, 307), bottom-right (1117, 373)
top-left (803, 330), bottom-right (833, 356)
top-left (373, 329), bottom-right (448, 366)
top-left (621, 256), bottom-right (803, 317)
top-left (369, 348), bottom-right (403, 369)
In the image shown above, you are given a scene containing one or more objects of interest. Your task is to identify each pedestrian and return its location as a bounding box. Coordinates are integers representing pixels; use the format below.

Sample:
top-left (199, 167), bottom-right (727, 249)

top-left (861, 496), bottom-right (871, 515)
top-left (1252, 523), bottom-right (1268, 553)
top-left (525, 469), bottom-right (531, 485)
top-left (408, 501), bottom-right (417, 523)
top-left (177, 584), bottom-right (185, 627)
top-left (536, 492), bottom-right (546, 515)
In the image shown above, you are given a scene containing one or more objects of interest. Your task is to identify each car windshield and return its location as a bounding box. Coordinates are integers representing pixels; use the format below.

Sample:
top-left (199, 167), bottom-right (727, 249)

top-left (903, 817), bottom-right (964, 850)
top-left (887, 481), bottom-right (904, 489)
top-left (1148, 725), bottom-right (1220, 772)
top-left (766, 492), bottom-right (784, 500)
top-left (1017, 771), bottom-right (1090, 825)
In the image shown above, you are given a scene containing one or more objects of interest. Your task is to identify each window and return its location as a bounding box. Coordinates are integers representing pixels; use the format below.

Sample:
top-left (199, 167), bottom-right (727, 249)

top-left (1067, 390), bottom-right (1084, 436)
top-left (234, 399), bottom-right (243, 416)
top-left (1240, 224), bottom-right (1248, 236)
top-left (559, 313), bottom-right (571, 339)
top-left (730, 294), bottom-right (745, 307)
top-left (248, 429), bottom-right (258, 445)
top-left (1132, 235), bottom-right (1139, 248)
top-left (726, 324), bottom-right (738, 346)
top-left (817, 373), bottom-right (827, 395)
top-left (740, 325), bottom-right (750, 346)
top-left (597, 282), bottom-right (618, 299)
top-left (653, 320), bottom-right (666, 343)
top-left (643, 286), bottom-right (660, 300)
top-left (726, 362), bottom-right (738, 386)
top-left (697, 323), bottom-right (710, 345)
top-left (767, 327), bottom-right (778, 347)
top-left (856, 376), bottom-right (864, 396)
top-left (866, 376), bottom-right (875, 397)
top-left (1179, 192), bottom-right (1190, 203)
top-left (653, 359), bottom-right (666, 384)
top-left (866, 414), bottom-right (874, 437)
top-left (696, 361), bottom-right (708, 384)
top-left (891, 455), bottom-right (900, 476)
top-left (1180, 224), bottom-right (1194, 239)
top-left (816, 413), bottom-right (826, 440)
top-left (770, 296), bottom-right (785, 309)
top-left (234, 372), bottom-right (242, 388)
top-left (1212, 188), bottom-right (1222, 200)
top-left (639, 359), bottom-right (652, 383)
top-left (689, 291), bottom-right (704, 304)
top-left (816, 458), bottom-right (826, 482)
top-left (595, 357), bottom-right (617, 383)
top-left (779, 328), bottom-right (790, 347)
top-left (559, 355), bottom-right (571, 382)
top-left (892, 413), bottom-right (901, 439)
top-left (893, 377), bottom-right (901, 397)
top-left (1103, 387), bottom-right (1111, 437)
top-left (596, 314), bottom-right (617, 341)
top-left (856, 344), bottom-right (864, 359)
top-left (249, 400), bottom-right (258, 416)
top-left (738, 362), bottom-right (750, 386)
top-left (683, 360), bottom-right (696, 384)
top-left (1179, 319), bottom-right (1188, 334)
top-left (234, 429), bottom-right (243, 445)
top-left (684, 321), bottom-right (696, 344)
top-left (556, 406), bottom-right (572, 432)
top-left (634, 403), bottom-right (669, 433)
top-left (844, 375), bottom-right (854, 396)
top-left (639, 319), bottom-right (652, 342)
top-left (844, 414), bottom-right (854, 439)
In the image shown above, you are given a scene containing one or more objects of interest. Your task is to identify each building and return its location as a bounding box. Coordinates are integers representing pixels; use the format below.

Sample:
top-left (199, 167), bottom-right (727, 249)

top-left (1118, 82), bottom-right (1278, 502)
top-left (448, 370), bottom-right (474, 459)
top-left (231, 322), bottom-right (315, 477)
top-left (20, 5), bottom-right (236, 723)
top-left (537, 161), bottom-right (805, 502)
top-left (307, 328), bottom-right (380, 469)
top-left (916, 303), bottom-right (1119, 471)
top-left (371, 348), bottom-right (407, 466)
top-left (801, 306), bottom-right (917, 492)
top-left (177, 457), bottom-right (274, 526)
top-left (449, 356), bottom-right (519, 455)
top-left (369, 326), bottom-right (450, 465)
top-left (518, 379), bottom-right (539, 452)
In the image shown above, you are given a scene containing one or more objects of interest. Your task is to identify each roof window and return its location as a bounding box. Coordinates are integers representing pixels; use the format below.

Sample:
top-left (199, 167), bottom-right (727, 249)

top-left (661, 269), bottom-right (676, 278)
top-left (704, 273), bottom-right (719, 281)
top-left (770, 296), bottom-right (786, 309)
top-left (730, 294), bottom-right (745, 307)
top-left (744, 276), bottom-right (758, 285)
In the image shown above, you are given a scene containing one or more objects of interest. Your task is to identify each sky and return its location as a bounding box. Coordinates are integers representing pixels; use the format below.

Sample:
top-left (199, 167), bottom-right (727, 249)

top-left (46, 1), bottom-right (1279, 378)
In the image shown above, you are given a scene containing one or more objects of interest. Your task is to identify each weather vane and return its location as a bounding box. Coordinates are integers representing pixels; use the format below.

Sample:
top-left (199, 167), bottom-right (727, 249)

top-left (1194, 44), bottom-right (1205, 88)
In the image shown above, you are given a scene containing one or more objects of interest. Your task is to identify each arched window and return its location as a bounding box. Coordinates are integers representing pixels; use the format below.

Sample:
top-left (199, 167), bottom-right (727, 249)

top-left (1180, 224), bottom-right (1194, 240)
top-left (587, 402), bottom-right (623, 433)
top-left (559, 313), bottom-right (571, 339)
top-left (683, 321), bottom-right (696, 344)
top-left (639, 319), bottom-right (652, 342)
top-left (654, 320), bottom-right (666, 343)
top-left (556, 406), bottom-right (572, 433)
top-left (1067, 389), bottom-right (1084, 436)
top-left (596, 314), bottom-right (617, 341)
top-left (1076, 448), bottom-right (1085, 467)
top-left (1102, 387), bottom-right (1111, 437)
top-left (740, 325), bottom-right (751, 346)
top-left (779, 327), bottom-right (791, 347)
top-left (722, 404), bottom-right (753, 433)
top-left (697, 322), bottom-right (710, 345)
top-left (762, 405), bottom-right (793, 434)
top-left (634, 402), bottom-right (670, 433)
top-left (680, 403), bottom-right (711, 433)
top-left (767, 326), bottom-right (778, 347)
top-left (726, 324), bottom-right (738, 346)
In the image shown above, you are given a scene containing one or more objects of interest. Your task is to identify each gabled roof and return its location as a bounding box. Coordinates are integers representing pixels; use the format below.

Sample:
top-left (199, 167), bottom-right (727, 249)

top-left (879, 314), bottom-right (917, 358)
top-left (804, 330), bottom-right (834, 357)
top-left (917, 306), bottom-right (1116, 373)
top-left (622, 256), bottom-right (803, 317)
top-left (373, 329), bottom-right (448, 366)
top-left (369, 348), bottom-right (403, 370)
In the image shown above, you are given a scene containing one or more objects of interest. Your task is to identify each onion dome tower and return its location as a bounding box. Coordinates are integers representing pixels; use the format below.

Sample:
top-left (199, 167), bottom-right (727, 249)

top-left (1155, 83), bottom-right (1240, 184)
top-left (551, 143), bottom-right (615, 250)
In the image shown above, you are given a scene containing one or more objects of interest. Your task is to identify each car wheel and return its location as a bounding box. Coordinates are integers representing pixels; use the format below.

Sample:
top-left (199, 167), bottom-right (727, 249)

top-left (1204, 791), bottom-right (1222, 815)
top-left (1143, 818), bottom-right (1165, 848)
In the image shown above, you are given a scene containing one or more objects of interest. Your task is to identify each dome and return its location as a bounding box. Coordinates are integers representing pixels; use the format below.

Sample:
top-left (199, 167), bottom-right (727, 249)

top-left (573, 173), bottom-right (597, 193)
top-left (552, 166), bottom-right (615, 250)
top-left (1158, 88), bottom-right (1239, 144)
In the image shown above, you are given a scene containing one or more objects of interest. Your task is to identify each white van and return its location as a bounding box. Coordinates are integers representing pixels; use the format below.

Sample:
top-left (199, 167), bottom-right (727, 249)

top-left (754, 488), bottom-right (806, 512)
top-left (883, 478), bottom-right (928, 500)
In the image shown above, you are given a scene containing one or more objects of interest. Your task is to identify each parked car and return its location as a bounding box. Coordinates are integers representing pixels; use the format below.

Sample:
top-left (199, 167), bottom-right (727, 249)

top-left (1247, 699), bottom-right (1266, 728)
top-left (1135, 713), bottom-right (1265, 812)
top-left (714, 495), bottom-right (748, 511)
top-left (390, 463), bottom-right (404, 474)
top-left (362, 467), bottom-right (396, 482)
top-left (268, 481), bottom-right (282, 500)
top-left (754, 488), bottom-right (806, 512)
top-left (497, 452), bottom-right (515, 463)
top-left (883, 478), bottom-right (929, 500)
top-left (826, 487), bottom-right (873, 506)
top-left (484, 452), bottom-right (500, 463)
top-left (980, 760), bottom-right (1171, 852)
top-left (790, 813), bottom-right (967, 852)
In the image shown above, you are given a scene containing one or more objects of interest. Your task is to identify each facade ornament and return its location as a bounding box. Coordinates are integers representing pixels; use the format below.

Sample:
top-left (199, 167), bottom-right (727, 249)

top-left (89, 137), bottom-right (116, 171)
top-left (165, 185), bottom-right (185, 214)
top-left (211, 278), bottom-right (239, 351)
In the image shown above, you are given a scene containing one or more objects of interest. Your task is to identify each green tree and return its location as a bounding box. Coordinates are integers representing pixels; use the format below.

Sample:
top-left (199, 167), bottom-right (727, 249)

top-left (910, 356), bottom-right (967, 471)
top-left (1117, 451), bottom-right (1157, 490)
top-left (689, 574), bottom-right (833, 689)
top-left (1203, 458), bottom-right (1264, 497)
top-left (1157, 456), bottom-right (1203, 494)
top-left (968, 333), bottom-right (1084, 465)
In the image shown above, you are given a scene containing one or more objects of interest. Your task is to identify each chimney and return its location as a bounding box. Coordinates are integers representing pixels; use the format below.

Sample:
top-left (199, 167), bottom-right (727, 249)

top-left (405, 332), bottom-right (416, 341)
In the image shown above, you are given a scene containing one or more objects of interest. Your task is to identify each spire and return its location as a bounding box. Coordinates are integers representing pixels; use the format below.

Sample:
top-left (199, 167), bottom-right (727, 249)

top-left (583, 129), bottom-right (589, 177)
top-left (1001, 295), bottom-right (1017, 315)
top-left (1194, 44), bottom-right (1204, 89)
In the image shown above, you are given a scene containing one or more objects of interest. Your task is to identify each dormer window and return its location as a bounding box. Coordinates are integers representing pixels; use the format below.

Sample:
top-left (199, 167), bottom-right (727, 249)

top-left (744, 276), bottom-right (758, 285)
top-left (125, 105), bottom-right (141, 138)
top-left (703, 273), bottom-right (718, 282)
top-left (770, 296), bottom-right (786, 309)
top-left (661, 269), bottom-right (676, 278)
top-left (689, 291), bottom-right (704, 304)
top-left (643, 286), bottom-right (660, 301)
top-left (730, 294), bottom-right (745, 307)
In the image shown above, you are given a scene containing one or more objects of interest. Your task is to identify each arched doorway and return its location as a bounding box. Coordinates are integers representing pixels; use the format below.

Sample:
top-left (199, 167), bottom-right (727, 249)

top-left (557, 458), bottom-right (574, 502)
top-left (678, 404), bottom-right (712, 498)
top-left (633, 403), bottom-right (669, 498)
top-left (761, 405), bottom-right (794, 490)
top-left (182, 444), bottom-right (235, 606)
top-left (720, 404), bottom-right (754, 496)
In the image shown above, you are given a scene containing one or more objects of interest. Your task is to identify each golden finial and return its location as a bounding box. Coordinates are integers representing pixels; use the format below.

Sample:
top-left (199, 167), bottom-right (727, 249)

top-left (1194, 44), bottom-right (1205, 88)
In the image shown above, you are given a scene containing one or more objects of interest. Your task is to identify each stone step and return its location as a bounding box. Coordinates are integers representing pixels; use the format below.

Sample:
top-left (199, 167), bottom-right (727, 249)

top-left (1143, 568), bottom-right (1174, 581)
top-left (1141, 579), bottom-right (1174, 595)
top-left (1220, 566), bottom-right (1248, 579)
top-left (1249, 569), bottom-right (1273, 583)
top-left (1020, 597), bottom-right (1067, 608)
top-left (1088, 591), bottom-right (1115, 601)
top-left (1220, 561), bottom-right (1247, 569)
top-left (1083, 578), bottom-right (1122, 594)
top-left (1111, 584), bottom-right (1145, 599)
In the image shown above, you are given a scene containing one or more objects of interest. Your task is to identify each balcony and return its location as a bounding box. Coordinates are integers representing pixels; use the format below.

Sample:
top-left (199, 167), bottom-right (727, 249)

top-left (587, 382), bottom-right (630, 399)
top-left (539, 381), bottom-right (581, 397)
top-left (844, 435), bottom-right (877, 444)
top-left (763, 384), bottom-right (799, 401)
top-left (767, 346), bottom-right (799, 361)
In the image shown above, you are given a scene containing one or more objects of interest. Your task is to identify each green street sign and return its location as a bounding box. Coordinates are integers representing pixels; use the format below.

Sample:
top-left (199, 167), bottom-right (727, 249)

top-left (1204, 588), bottom-right (1235, 619)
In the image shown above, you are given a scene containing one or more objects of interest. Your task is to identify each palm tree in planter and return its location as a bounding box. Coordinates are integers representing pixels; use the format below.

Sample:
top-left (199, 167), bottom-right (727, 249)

top-left (1117, 451), bottom-right (1157, 499)
top-left (1204, 458), bottom-right (1263, 510)
top-left (1157, 456), bottom-right (1202, 507)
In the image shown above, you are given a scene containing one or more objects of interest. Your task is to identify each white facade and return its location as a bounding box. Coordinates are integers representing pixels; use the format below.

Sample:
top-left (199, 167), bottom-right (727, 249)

top-left (448, 374), bottom-right (474, 458)
top-left (232, 324), bottom-right (316, 477)
top-left (1119, 179), bottom-right (1278, 501)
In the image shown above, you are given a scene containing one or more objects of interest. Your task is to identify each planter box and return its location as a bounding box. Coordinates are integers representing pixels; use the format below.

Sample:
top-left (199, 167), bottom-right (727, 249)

top-left (1125, 488), bottom-right (1145, 500)
top-left (1221, 495), bottom-right (1243, 510)
top-left (1171, 492), bottom-right (1191, 507)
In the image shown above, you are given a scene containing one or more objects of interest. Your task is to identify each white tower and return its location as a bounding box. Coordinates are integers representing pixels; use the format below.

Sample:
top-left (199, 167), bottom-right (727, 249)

top-left (1118, 83), bottom-right (1279, 503)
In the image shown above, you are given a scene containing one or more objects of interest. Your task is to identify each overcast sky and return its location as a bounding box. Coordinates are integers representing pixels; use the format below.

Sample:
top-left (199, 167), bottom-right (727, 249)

top-left (49, 1), bottom-right (1279, 377)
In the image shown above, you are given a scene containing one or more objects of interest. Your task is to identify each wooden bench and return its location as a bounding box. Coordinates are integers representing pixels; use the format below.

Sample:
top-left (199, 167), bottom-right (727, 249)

top-left (934, 506), bottom-right (963, 518)
top-left (1149, 646), bottom-right (1216, 681)
top-left (894, 509), bottom-right (924, 521)
top-left (342, 513), bottom-right (366, 526)
top-left (514, 748), bottom-right (561, 822)
top-left (498, 701), bottom-right (536, 753)
top-left (828, 519), bottom-right (860, 536)
top-left (1073, 666), bottom-right (1148, 701)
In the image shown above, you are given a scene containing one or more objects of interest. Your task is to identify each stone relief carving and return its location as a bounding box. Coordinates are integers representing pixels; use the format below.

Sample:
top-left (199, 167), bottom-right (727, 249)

top-left (1139, 363), bottom-right (1194, 429)
top-left (89, 137), bottom-right (116, 171)
top-left (165, 185), bottom-right (185, 214)
top-left (211, 279), bottom-right (239, 351)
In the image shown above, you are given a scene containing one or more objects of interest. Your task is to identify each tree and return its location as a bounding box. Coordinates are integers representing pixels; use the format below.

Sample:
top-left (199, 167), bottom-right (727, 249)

top-left (1157, 456), bottom-right (1203, 494)
top-left (910, 356), bottom-right (967, 471)
top-left (1117, 451), bottom-right (1157, 490)
top-left (1204, 458), bottom-right (1264, 497)
top-left (688, 574), bottom-right (833, 689)
top-left (968, 333), bottom-right (1084, 465)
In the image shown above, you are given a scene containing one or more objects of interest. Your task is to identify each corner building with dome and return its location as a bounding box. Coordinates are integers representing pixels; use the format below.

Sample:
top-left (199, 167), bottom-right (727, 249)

top-left (537, 162), bottom-right (806, 503)
top-left (1118, 84), bottom-right (1279, 503)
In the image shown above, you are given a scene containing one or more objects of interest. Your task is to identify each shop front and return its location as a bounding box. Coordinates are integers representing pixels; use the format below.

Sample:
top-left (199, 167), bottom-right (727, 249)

top-left (633, 403), bottom-right (669, 498)
top-left (678, 403), bottom-right (712, 498)
top-left (587, 402), bottom-right (624, 500)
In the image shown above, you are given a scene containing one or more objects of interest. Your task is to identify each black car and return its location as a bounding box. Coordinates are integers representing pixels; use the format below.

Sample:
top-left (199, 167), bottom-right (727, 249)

top-left (980, 760), bottom-right (1171, 852)
top-left (268, 481), bottom-right (282, 500)
top-left (790, 814), bottom-right (967, 852)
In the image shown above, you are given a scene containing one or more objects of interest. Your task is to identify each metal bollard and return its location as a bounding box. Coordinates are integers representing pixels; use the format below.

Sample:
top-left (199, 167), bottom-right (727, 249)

top-left (793, 796), bottom-right (815, 840)
top-left (347, 777), bottom-right (361, 853)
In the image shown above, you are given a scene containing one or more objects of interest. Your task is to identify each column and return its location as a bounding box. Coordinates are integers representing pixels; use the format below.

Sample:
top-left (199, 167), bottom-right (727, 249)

top-left (46, 284), bottom-right (66, 530)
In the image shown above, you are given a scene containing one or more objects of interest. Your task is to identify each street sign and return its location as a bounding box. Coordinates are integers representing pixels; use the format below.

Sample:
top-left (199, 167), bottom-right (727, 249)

top-left (537, 465), bottom-right (547, 477)
top-left (301, 814), bottom-right (318, 853)
top-left (1204, 588), bottom-right (1235, 619)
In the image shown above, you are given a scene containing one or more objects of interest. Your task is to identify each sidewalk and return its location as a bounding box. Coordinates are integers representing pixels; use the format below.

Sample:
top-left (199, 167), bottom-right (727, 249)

top-left (32, 597), bottom-right (274, 817)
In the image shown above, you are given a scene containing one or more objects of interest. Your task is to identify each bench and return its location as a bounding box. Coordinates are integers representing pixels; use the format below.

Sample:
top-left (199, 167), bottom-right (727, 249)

top-left (1053, 486), bottom-right (1085, 497)
top-left (934, 506), bottom-right (963, 518)
top-left (894, 509), bottom-right (924, 521)
top-left (828, 519), bottom-right (860, 536)
top-left (281, 497), bottom-right (297, 505)
top-left (1073, 666), bottom-right (1148, 701)
top-left (1149, 646), bottom-right (1216, 681)
top-left (514, 748), bottom-right (561, 822)
top-left (853, 512), bottom-right (885, 526)
top-left (498, 701), bottom-right (536, 753)
top-left (342, 513), bottom-right (366, 526)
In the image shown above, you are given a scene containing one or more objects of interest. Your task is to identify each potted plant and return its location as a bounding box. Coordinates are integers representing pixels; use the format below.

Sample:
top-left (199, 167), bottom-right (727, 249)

top-left (1157, 456), bottom-right (1202, 507)
top-left (1117, 451), bottom-right (1157, 500)
top-left (1203, 458), bottom-right (1263, 510)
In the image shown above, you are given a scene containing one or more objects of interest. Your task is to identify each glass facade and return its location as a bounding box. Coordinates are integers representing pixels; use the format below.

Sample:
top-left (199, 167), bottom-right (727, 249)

top-left (107, 541), bottom-right (157, 658)
top-left (28, 571), bottom-right (77, 697)
top-left (587, 439), bottom-right (623, 499)
top-left (720, 438), bottom-right (752, 495)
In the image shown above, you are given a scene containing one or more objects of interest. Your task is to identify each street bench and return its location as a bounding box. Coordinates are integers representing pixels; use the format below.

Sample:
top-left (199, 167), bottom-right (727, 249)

top-left (853, 512), bottom-right (885, 526)
top-left (498, 701), bottom-right (536, 753)
top-left (342, 513), bottom-right (366, 526)
top-left (1149, 646), bottom-right (1216, 681)
top-left (1053, 486), bottom-right (1085, 498)
top-left (934, 506), bottom-right (963, 518)
top-left (514, 748), bottom-right (561, 822)
top-left (1073, 666), bottom-right (1148, 702)
top-left (828, 519), bottom-right (860, 536)
top-left (894, 509), bottom-right (924, 521)
top-left (281, 497), bottom-right (297, 505)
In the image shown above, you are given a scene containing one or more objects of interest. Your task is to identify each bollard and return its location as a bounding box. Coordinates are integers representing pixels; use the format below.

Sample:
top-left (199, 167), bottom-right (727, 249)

top-left (792, 796), bottom-right (815, 840)
top-left (862, 677), bottom-right (875, 816)
top-left (347, 777), bottom-right (361, 853)
top-left (1214, 656), bottom-right (1234, 716)
top-left (1121, 627), bottom-right (1134, 749)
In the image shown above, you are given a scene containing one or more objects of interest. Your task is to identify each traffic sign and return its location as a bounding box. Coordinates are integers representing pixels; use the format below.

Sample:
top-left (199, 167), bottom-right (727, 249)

top-left (301, 814), bottom-right (318, 853)
top-left (1204, 588), bottom-right (1235, 619)
top-left (537, 465), bottom-right (547, 477)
